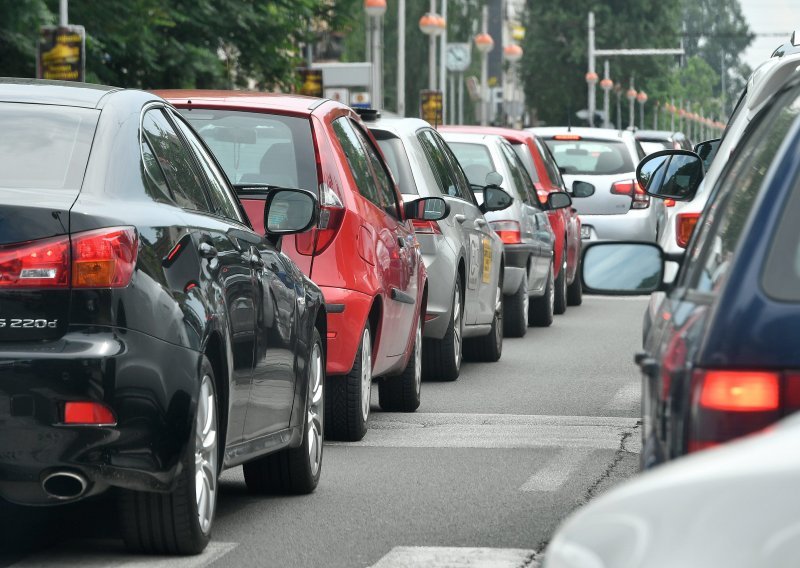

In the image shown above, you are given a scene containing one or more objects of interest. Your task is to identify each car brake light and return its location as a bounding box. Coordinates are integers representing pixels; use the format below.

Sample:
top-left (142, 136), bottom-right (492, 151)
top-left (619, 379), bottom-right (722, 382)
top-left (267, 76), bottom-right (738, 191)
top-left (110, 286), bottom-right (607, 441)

top-left (0, 235), bottom-right (70, 289)
top-left (664, 199), bottom-right (676, 207)
top-left (553, 134), bottom-right (581, 140)
top-left (699, 371), bottom-right (780, 412)
top-left (412, 220), bottom-right (442, 234)
top-left (490, 221), bottom-right (521, 244)
top-left (64, 401), bottom-right (117, 426)
top-left (611, 180), bottom-right (650, 209)
top-left (72, 227), bottom-right (138, 288)
top-left (676, 213), bottom-right (700, 248)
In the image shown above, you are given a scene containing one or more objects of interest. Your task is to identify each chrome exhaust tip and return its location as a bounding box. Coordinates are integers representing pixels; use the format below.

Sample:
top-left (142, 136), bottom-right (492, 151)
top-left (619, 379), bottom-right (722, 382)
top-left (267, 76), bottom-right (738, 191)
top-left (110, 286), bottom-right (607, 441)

top-left (42, 471), bottom-right (88, 500)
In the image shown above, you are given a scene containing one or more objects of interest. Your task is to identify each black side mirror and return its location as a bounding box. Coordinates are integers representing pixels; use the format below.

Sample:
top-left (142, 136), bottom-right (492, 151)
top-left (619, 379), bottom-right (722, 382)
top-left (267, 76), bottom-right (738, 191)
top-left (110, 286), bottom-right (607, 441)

top-left (581, 242), bottom-right (666, 295)
top-left (571, 181), bottom-right (595, 198)
top-left (481, 185), bottom-right (513, 213)
top-left (547, 191), bottom-right (572, 210)
top-left (263, 188), bottom-right (319, 236)
top-left (693, 138), bottom-right (721, 171)
top-left (405, 196), bottom-right (450, 221)
top-left (636, 149), bottom-right (704, 202)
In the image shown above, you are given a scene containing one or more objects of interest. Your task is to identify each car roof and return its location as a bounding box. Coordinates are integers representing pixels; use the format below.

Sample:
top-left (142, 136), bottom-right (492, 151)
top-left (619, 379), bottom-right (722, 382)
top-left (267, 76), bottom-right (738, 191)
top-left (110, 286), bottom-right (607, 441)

top-left (155, 89), bottom-right (343, 115)
top-left (366, 116), bottom-right (433, 136)
top-left (744, 52), bottom-right (800, 114)
top-left (635, 130), bottom-right (684, 140)
top-left (438, 125), bottom-right (538, 144)
top-left (439, 131), bottom-right (507, 145)
top-left (529, 126), bottom-right (633, 141)
top-left (0, 77), bottom-right (119, 109)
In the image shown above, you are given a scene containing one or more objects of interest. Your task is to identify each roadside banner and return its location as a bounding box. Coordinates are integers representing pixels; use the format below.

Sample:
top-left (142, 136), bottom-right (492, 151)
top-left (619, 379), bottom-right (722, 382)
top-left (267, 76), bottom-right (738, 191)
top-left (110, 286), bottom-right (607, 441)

top-left (37, 25), bottom-right (86, 82)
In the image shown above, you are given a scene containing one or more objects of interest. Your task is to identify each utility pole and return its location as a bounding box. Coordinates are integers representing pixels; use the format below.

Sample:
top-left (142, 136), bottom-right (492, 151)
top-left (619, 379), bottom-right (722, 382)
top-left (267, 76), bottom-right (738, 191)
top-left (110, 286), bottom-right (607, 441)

top-left (439, 0), bottom-right (447, 123)
top-left (587, 12), bottom-right (597, 127)
top-left (429, 0), bottom-right (437, 90)
top-left (60, 0), bottom-right (68, 26)
top-left (398, 0), bottom-right (405, 115)
top-left (720, 51), bottom-right (726, 119)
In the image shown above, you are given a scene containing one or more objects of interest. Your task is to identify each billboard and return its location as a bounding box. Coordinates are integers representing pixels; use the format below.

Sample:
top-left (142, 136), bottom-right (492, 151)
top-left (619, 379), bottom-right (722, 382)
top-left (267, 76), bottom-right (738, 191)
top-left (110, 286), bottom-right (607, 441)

top-left (38, 25), bottom-right (85, 82)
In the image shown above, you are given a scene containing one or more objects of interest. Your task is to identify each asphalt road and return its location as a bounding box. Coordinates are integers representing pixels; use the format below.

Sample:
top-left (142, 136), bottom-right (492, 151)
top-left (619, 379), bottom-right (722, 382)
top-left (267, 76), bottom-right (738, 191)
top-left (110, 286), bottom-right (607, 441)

top-left (0, 295), bottom-right (648, 568)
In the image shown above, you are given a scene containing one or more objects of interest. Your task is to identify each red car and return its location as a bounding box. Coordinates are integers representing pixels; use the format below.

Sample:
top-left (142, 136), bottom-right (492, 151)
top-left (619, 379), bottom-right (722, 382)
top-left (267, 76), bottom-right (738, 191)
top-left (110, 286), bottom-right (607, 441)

top-left (159, 91), bottom-right (444, 441)
top-left (439, 126), bottom-right (583, 310)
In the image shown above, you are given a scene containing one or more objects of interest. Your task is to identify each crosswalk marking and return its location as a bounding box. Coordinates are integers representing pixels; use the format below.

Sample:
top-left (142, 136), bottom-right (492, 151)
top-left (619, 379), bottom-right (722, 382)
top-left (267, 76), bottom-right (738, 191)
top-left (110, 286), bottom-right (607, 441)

top-left (369, 547), bottom-right (538, 568)
top-left (519, 448), bottom-right (588, 492)
top-left (11, 541), bottom-right (238, 568)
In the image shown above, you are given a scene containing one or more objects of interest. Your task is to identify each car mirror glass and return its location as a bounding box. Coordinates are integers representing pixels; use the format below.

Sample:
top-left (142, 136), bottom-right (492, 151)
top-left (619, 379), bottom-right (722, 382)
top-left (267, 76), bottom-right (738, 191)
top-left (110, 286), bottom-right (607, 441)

top-left (264, 188), bottom-right (318, 235)
top-left (482, 186), bottom-right (513, 212)
top-left (571, 181), bottom-right (595, 198)
top-left (547, 191), bottom-right (572, 210)
top-left (582, 242), bottom-right (664, 294)
top-left (405, 197), bottom-right (449, 221)
top-left (636, 150), bottom-right (704, 201)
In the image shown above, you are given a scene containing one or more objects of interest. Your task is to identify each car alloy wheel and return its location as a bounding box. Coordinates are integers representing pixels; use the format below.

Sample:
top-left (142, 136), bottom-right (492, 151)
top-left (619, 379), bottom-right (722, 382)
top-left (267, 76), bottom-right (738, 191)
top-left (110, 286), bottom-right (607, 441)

top-left (195, 373), bottom-right (218, 536)
top-left (307, 341), bottom-right (324, 477)
top-left (360, 327), bottom-right (372, 422)
top-left (453, 284), bottom-right (462, 369)
top-left (494, 282), bottom-right (503, 349)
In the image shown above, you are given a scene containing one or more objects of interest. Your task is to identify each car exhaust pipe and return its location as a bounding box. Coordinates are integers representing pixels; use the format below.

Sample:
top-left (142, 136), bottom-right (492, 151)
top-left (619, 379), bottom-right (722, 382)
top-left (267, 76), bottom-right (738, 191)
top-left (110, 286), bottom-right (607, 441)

top-left (42, 471), bottom-right (88, 500)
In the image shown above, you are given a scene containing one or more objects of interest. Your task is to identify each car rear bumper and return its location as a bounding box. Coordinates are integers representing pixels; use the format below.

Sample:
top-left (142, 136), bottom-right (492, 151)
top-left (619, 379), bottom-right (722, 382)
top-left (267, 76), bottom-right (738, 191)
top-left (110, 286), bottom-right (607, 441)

top-left (0, 327), bottom-right (200, 506)
top-left (580, 210), bottom-right (657, 242)
top-left (320, 286), bottom-right (373, 376)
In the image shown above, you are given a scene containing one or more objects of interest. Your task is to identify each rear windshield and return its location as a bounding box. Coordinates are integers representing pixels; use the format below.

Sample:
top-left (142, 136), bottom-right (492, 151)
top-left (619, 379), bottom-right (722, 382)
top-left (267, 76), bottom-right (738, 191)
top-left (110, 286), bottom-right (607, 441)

top-left (511, 143), bottom-right (539, 183)
top-left (180, 109), bottom-right (317, 192)
top-left (447, 142), bottom-right (495, 186)
top-left (373, 133), bottom-right (417, 195)
top-left (0, 103), bottom-right (98, 190)
top-left (639, 140), bottom-right (671, 155)
top-left (543, 138), bottom-right (634, 175)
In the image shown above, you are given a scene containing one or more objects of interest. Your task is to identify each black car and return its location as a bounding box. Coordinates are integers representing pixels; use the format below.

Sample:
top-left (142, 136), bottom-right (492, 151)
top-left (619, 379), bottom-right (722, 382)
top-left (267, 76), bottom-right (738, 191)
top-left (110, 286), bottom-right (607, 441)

top-left (580, 69), bottom-right (800, 469)
top-left (0, 79), bottom-right (326, 555)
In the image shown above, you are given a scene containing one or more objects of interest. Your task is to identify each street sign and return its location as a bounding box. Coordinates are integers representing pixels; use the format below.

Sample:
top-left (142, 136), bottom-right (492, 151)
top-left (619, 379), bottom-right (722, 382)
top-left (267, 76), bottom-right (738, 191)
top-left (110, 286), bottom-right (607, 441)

top-left (420, 90), bottom-right (443, 126)
top-left (445, 43), bottom-right (471, 73)
top-left (37, 25), bottom-right (85, 82)
top-left (298, 68), bottom-right (323, 97)
top-left (350, 91), bottom-right (372, 109)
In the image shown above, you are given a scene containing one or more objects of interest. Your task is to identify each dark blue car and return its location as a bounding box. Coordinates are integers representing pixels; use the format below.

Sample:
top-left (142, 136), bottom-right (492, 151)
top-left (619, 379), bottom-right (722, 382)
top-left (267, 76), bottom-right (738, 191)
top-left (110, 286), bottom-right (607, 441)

top-left (580, 69), bottom-right (800, 469)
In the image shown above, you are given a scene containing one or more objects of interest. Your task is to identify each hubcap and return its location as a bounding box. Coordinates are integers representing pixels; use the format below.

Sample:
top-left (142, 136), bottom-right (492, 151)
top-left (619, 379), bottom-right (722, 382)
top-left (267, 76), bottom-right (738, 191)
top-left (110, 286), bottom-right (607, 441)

top-left (414, 318), bottom-right (422, 396)
top-left (549, 263), bottom-right (555, 311)
top-left (360, 328), bottom-right (372, 422)
top-left (494, 284), bottom-right (503, 345)
top-left (307, 342), bottom-right (323, 476)
top-left (453, 286), bottom-right (462, 368)
top-left (522, 274), bottom-right (529, 318)
top-left (195, 374), bottom-right (218, 536)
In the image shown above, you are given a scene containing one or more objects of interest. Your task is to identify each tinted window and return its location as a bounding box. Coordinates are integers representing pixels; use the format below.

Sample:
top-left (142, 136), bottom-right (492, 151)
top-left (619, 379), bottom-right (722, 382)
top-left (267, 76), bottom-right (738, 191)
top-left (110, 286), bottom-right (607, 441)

top-left (0, 103), bottom-right (98, 190)
top-left (544, 138), bottom-right (635, 175)
top-left (418, 129), bottom-right (465, 199)
top-left (448, 142), bottom-right (495, 187)
top-left (536, 137), bottom-right (566, 189)
top-left (140, 138), bottom-right (174, 204)
top-left (432, 132), bottom-right (476, 206)
top-left (352, 121), bottom-right (399, 218)
top-left (640, 140), bottom-right (671, 155)
top-left (500, 140), bottom-right (537, 206)
top-left (511, 143), bottom-right (540, 183)
top-left (332, 117), bottom-right (383, 210)
top-left (142, 109), bottom-right (212, 212)
top-left (181, 109), bottom-right (317, 192)
top-left (375, 134), bottom-right (417, 195)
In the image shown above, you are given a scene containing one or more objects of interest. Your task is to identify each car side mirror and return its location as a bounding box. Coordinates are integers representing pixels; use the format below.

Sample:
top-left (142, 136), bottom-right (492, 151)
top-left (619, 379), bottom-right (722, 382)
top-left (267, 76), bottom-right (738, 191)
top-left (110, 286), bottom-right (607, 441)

top-left (405, 196), bottom-right (450, 221)
top-left (547, 191), bottom-right (572, 210)
top-left (693, 138), bottom-right (721, 171)
top-left (263, 188), bottom-right (319, 236)
top-left (581, 242), bottom-right (666, 295)
top-left (636, 149), bottom-right (704, 202)
top-left (571, 181), bottom-right (595, 198)
top-left (481, 185), bottom-right (513, 213)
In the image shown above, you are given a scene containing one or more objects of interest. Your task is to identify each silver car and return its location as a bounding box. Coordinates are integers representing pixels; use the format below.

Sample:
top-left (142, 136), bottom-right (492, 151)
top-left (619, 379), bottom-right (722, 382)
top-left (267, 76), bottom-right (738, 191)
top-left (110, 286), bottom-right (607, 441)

top-left (441, 131), bottom-right (560, 335)
top-left (366, 117), bottom-right (507, 380)
top-left (531, 127), bottom-right (666, 243)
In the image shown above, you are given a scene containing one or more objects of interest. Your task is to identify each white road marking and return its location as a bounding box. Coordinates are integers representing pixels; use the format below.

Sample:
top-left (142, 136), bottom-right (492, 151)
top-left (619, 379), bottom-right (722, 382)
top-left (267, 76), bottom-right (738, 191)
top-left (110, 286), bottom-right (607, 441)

top-left (369, 546), bottom-right (538, 568)
top-left (327, 413), bottom-right (638, 451)
top-left (11, 541), bottom-right (238, 568)
top-left (603, 381), bottom-right (641, 413)
top-left (584, 295), bottom-right (650, 301)
top-left (519, 448), bottom-right (588, 492)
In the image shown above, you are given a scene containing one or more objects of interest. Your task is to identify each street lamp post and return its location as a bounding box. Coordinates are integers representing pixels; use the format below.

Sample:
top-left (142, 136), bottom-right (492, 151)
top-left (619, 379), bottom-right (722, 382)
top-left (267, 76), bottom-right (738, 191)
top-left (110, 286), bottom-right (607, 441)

top-left (636, 90), bottom-right (647, 130)
top-left (419, 7), bottom-right (445, 91)
top-left (503, 44), bottom-right (523, 127)
top-left (365, 0), bottom-right (387, 110)
top-left (398, 0), bottom-right (405, 115)
top-left (626, 80), bottom-right (636, 130)
top-left (474, 8), bottom-right (493, 126)
top-left (599, 61), bottom-right (613, 128)
top-left (586, 11), bottom-right (597, 127)
top-left (614, 82), bottom-right (622, 130)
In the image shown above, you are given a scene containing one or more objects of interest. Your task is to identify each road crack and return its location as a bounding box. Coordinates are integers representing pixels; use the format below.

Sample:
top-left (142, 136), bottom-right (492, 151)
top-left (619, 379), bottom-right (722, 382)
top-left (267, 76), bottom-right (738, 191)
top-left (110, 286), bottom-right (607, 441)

top-left (580, 420), bottom-right (641, 505)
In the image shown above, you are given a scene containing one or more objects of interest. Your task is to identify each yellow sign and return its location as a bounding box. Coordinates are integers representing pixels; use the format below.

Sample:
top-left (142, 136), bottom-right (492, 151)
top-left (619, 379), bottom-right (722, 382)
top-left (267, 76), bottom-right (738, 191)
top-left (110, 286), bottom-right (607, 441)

top-left (298, 68), bottom-right (324, 98)
top-left (420, 90), bottom-right (443, 126)
top-left (482, 237), bottom-right (492, 283)
top-left (38, 26), bottom-right (85, 82)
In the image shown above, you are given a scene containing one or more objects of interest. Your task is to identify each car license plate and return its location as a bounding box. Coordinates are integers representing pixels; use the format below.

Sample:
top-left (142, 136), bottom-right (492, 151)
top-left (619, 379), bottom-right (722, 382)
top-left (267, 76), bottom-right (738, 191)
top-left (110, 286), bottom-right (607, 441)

top-left (581, 226), bottom-right (592, 240)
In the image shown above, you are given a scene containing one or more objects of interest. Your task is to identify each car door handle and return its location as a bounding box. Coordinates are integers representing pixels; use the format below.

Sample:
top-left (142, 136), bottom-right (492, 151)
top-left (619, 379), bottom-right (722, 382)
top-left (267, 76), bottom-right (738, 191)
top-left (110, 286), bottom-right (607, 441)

top-left (475, 218), bottom-right (487, 228)
top-left (199, 242), bottom-right (218, 259)
top-left (454, 214), bottom-right (466, 224)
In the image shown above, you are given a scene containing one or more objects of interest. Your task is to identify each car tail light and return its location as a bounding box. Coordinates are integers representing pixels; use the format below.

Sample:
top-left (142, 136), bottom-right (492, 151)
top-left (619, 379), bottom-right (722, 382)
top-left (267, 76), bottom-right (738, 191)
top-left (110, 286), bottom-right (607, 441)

top-left (490, 221), bottom-right (521, 244)
top-left (611, 180), bottom-right (650, 209)
top-left (676, 213), bottom-right (700, 248)
top-left (64, 401), bottom-right (117, 426)
top-left (553, 134), bottom-right (581, 140)
top-left (0, 235), bottom-right (70, 289)
top-left (688, 369), bottom-right (782, 453)
top-left (72, 227), bottom-right (138, 288)
top-left (664, 199), bottom-right (676, 207)
top-left (412, 220), bottom-right (442, 234)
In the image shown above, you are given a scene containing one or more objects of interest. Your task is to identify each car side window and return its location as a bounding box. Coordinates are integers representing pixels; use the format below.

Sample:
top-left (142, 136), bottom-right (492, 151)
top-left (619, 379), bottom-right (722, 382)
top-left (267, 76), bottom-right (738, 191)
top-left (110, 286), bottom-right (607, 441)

top-left (140, 137), bottom-right (174, 204)
top-left (417, 129), bottom-right (465, 199)
top-left (332, 117), bottom-right (384, 211)
top-left (350, 120), bottom-right (400, 218)
top-left (500, 141), bottom-right (539, 208)
top-left (142, 109), bottom-right (213, 213)
top-left (433, 132), bottom-right (477, 206)
top-left (169, 111), bottom-right (244, 224)
top-left (536, 137), bottom-right (566, 190)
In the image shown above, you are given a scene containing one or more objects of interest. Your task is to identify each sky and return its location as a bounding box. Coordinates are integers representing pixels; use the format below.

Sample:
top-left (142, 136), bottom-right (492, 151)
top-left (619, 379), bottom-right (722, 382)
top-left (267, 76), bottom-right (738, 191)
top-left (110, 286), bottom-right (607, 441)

top-left (738, 0), bottom-right (797, 70)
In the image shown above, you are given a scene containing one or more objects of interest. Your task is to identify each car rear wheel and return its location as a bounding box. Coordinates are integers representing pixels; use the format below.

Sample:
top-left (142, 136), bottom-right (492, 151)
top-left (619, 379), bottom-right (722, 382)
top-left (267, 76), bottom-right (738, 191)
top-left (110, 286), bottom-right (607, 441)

top-left (503, 269), bottom-right (528, 338)
top-left (530, 261), bottom-right (554, 327)
top-left (120, 356), bottom-right (218, 555)
top-left (465, 280), bottom-right (503, 362)
top-left (554, 253), bottom-right (568, 315)
top-left (325, 324), bottom-right (371, 442)
top-left (379, 316), bottom-right (422, 411)
top-left (567, 260), bottom-right (583, 306)
top-left (422, 275), bottom-right (463, 381)
top-left (243, 329), bottom-right (325, 494)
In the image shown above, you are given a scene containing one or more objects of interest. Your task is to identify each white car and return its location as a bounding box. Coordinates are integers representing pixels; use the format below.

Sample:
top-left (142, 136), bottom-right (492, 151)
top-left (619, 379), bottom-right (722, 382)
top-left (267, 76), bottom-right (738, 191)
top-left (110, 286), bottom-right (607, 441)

top-left (542, 413), bottom-right (800, 568)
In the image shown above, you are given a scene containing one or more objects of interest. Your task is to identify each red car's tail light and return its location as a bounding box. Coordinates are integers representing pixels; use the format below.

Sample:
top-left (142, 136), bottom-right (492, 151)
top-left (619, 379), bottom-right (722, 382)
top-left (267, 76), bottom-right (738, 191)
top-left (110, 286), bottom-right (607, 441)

top-left (490, 221), bottom-right (521, 244)
top-left (411, 220), bottom-right (442, 234)
top-left (0, 235), bottom-right (70, 289)
top-left (611, 180), bottom-right (650, 209)
top-left (72, 227), bottom-right (138, 288)
top-left (664, 199), bottom-right (676, 207)
top-left (676, 213), bottom-right (700, 248)
top-left (64, 401), bottom-right (117, 426)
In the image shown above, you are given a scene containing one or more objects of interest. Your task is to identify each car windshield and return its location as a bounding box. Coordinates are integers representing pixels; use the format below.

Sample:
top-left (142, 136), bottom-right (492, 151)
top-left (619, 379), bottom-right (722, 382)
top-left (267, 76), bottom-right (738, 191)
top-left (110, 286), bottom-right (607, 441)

top-left (543, 138), bottom-right (635, 175)
top-left (180, 109), bottom-right (317, 192)
top-left (0, 103), bottom-right (99, 190)
top-left (447, 142), bottom-right (495, 187)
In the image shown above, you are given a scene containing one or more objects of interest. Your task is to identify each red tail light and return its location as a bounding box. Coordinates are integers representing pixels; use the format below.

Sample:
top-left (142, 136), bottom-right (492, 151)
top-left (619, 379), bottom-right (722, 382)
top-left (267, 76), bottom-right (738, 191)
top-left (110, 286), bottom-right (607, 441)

top-left (64, 401), bottom-right (117, 426)
top-left (0, 235), bottom-right (70, 289)
top-left (553, 134), bottom-right (581, 140)
top-left (490, 221), bottom-right (521, 244)
top-left (699, 371), bottom-right (780, 412)
top-left (72, 227), bottom-right (138, 288)
top-left (412, 220), bottom-right (442, 234)
top-left (296, 184), bottom-right (345, 255)
top-left (664, 199), bottom-right (676, 207)
top-left (676, 213), bottom-right (700, 248)
top-left (611, 180), bottom-right (649, 209)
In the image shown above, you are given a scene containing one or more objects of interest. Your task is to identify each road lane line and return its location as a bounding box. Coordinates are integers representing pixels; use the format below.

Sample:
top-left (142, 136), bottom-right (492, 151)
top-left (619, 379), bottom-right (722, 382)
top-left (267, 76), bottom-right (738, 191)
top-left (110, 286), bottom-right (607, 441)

top-left (603, 381), bottom-right (641, 413)
top-left (11, 541), bottom-right (238, 568)
top-left (519, 448), bottom-right (588, 492)
top-left (369, 546), bottom-right (538, 568)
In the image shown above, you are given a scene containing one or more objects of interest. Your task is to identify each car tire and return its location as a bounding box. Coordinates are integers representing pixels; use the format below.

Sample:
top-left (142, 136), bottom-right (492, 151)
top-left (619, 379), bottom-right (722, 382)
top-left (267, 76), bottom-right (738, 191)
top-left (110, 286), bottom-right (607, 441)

top-left (554, 254), bottom-right (568, 315)
top-left (503, 269), bottom-right (528, 338)
top-left (465, 279), bottom-right (503, 362)
top-left (422, 275), bottom-right (463, 382)
top-left (379, 316), bottom-right (422, 412)
top-left (530, 261), bottom-right (554, 327)
top-left (325, 323), bottom-right (371, 442)
top-left (567, 261), bottom-right (583, 307)
top-left (119, 356), bottom-right (218, 555)
top-left (243, 329), bottom-right (325, 495)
